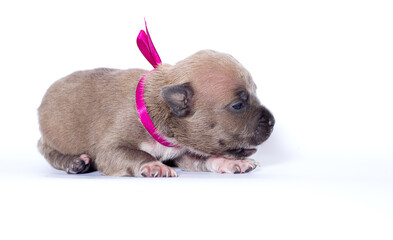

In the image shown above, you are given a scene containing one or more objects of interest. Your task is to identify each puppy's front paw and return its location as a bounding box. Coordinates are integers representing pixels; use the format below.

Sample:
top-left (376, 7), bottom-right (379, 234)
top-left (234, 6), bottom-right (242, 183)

top-left (207, 157), bottom-right (260, 174)
top-left (139, 161), bottom-right (178, 178)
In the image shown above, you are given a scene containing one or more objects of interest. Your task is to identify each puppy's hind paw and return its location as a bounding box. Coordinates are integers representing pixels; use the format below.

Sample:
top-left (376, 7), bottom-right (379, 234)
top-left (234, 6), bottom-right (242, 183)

top-left (139, 161), bottom-right (178, 178)
top-left (66, 154), bottom-right (91, 174)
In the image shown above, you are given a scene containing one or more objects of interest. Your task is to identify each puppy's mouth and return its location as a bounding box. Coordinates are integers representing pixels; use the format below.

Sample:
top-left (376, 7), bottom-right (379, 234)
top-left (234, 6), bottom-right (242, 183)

top-left (225, 148), bottom-right (257, 158)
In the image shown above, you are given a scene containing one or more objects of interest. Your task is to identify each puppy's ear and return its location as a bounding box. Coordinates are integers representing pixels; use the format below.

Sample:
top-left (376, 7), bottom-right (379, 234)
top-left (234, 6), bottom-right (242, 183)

top-left (161, 83), bottom-right (193, 117)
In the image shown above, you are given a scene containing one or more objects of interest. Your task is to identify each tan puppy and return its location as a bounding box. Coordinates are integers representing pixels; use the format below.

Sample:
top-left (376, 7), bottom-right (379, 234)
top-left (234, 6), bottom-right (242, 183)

top-left (38, 50), bottom-right (274, 177)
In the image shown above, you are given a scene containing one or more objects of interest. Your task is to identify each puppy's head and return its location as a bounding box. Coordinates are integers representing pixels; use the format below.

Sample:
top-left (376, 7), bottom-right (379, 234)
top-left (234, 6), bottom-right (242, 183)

top-left (161, 50), bottom-right (274, 158)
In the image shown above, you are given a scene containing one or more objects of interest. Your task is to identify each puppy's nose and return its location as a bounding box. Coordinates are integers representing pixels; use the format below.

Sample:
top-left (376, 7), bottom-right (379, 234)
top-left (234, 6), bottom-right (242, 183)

top-left (251, 107), bottom-right (275, 145)
top-left (258, 108), bottom-right (275, 129)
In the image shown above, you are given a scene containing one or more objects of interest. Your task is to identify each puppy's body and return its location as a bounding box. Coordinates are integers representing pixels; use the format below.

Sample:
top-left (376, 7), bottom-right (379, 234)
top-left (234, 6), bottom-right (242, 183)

top-left (38, 50), bottom-right (274, 177)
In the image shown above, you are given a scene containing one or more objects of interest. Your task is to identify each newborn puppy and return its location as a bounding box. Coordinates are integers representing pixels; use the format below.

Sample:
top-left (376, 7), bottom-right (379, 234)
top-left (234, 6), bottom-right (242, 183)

top-left (38, 50), bottom-right (274, 177)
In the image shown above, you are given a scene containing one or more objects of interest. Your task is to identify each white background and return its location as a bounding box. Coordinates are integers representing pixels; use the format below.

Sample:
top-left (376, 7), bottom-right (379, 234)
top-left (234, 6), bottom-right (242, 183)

top-left (1, 0), bottom-right (392, 239)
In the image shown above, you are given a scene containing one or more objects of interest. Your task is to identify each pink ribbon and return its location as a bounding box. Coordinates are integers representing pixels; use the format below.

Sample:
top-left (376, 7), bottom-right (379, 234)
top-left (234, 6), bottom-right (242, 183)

top-left (135, 20), bottom-right (177, 148)
top-left (137, 19), bottom-right (162, 68)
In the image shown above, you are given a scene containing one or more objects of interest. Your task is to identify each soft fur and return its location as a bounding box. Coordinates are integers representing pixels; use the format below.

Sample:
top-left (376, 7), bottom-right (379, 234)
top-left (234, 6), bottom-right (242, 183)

top-left (38, 50), bottom-right (274, 177)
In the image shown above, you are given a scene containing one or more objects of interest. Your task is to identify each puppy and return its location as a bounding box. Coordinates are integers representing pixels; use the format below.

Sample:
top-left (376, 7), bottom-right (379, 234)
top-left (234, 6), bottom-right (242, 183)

top-left (37, 50), bottom-right (274, 177)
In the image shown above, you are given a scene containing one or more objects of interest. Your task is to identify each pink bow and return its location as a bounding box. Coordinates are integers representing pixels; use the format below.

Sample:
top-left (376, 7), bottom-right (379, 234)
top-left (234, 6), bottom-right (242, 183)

top-left (137, 19), bottom-right (162, 68)
top-left (135, 20), bottom-right (178, 148)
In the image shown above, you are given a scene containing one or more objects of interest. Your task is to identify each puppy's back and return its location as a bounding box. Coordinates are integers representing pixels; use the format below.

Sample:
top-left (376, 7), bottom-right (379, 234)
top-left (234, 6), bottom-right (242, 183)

top-left (38, 68), bottom-right (144, 155)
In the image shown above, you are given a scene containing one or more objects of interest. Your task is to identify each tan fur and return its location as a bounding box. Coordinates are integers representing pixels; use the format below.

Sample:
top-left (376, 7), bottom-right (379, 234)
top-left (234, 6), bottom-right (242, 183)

top-left (38, 50), bottom-right (274, 177)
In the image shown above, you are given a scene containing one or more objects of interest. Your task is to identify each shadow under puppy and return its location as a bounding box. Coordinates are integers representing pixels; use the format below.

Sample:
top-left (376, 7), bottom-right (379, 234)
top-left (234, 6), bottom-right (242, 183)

top-left (38, 50), bottom-right (275, 177)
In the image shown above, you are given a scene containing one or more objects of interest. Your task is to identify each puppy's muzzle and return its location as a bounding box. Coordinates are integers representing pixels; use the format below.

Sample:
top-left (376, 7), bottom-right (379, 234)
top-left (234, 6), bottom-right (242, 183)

top-left (225, 107), bottom-right (274, 158)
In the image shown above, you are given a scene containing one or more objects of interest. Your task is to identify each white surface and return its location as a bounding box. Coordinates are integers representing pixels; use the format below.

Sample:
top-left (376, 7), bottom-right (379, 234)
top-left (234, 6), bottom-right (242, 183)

top-left (1, 0), bottom-right (392, 239)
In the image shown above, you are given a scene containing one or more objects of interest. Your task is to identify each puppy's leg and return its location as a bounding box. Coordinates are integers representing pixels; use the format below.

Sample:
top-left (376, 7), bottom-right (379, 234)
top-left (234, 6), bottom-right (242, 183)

top-left (37, 138), bottom-right (93, 174)
top-left (95, 146), bottom-right (177, 177)
top-left (174, 154), bottom-right (259, 174)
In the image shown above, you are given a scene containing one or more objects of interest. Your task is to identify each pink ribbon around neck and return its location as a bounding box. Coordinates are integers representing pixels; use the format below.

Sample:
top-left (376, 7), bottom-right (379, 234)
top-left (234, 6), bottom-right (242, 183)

top-left (135, 20), bottom-right (177, 148)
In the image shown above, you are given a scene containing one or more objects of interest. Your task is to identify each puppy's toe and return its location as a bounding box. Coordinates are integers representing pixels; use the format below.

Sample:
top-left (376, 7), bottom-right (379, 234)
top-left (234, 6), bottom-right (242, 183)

top-left (79, 154), bottom-right (90, 164)
top-left (140, 161), bottom-right (178, 178)
top-left (66, 154), bottom-right (91, 174)
top-left (207, 157), bottom-right (259, 174)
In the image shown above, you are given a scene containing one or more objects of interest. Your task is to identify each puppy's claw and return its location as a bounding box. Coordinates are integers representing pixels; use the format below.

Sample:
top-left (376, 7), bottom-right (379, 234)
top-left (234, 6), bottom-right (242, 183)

top-left (140, 161), bottom-right (178, 178)
top-left (234, 165), bottom-right (241, 174)
top-left (153, 170), bottom-right (159, 178)
top-left (245, 166), bottom-right (253, 173)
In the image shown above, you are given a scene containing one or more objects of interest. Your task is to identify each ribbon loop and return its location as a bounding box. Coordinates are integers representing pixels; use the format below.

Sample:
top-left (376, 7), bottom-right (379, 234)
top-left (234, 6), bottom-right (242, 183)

top-left (137, 19), bottom-right (162, 68)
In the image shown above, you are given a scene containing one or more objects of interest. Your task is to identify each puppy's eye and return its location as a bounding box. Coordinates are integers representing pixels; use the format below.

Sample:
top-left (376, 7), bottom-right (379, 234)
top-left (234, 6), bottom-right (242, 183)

top-left (232, 102), bottom-right (244, 110)
top-left (228, 100), bottom-right (247, 113)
